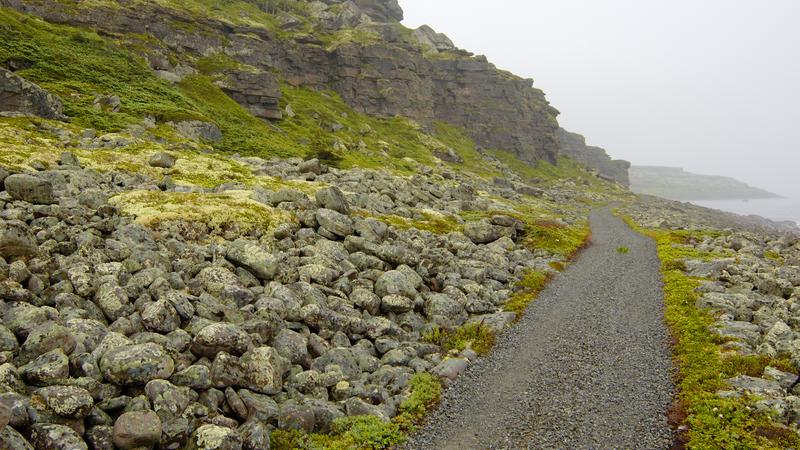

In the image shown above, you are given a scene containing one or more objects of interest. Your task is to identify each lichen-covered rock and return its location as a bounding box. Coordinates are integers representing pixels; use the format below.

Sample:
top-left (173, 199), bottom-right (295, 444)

top-left (100, 343), bottom-right (174, 385)
top-left (191, 323), bottom-right (251, 358)
top-left (112, 410), bottom-right (162, 449)
top-left (29, 423), bottom-right (88, 450)
top-left (227, 239), bottom-right (279, 281)
top-left (189, 424), bottom-right (243, 450)
top-left (315, 186), bottom-right (350, 214)
top-left (31, 385), bottom-right (93, 418)
top-left (0, 67), bottom-right (65, 120)
top-left (239, 347), bottom-right (289, 395)
top-left (148, 152), bottom-right (176, 168)
top-left (0, 220), bottom-right (38, 258)
top-left (316, 208), bottom-right (354, 238)
top-left (0, 425), bottom-right (33, 450)
top-left (463, 220), bottom-right (504, 244)
top-left (375, 270), bottom-right (417, 298)
top-left (4, 174), bottom-right (56, 205)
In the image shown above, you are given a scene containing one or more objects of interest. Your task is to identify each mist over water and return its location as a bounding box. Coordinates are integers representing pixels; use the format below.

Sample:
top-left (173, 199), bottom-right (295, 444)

top-left (691, 198), bottom-right (800, 226)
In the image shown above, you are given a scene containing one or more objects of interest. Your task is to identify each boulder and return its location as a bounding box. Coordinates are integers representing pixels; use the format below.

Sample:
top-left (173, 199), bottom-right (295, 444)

top-left (100, 343), bottom-right (174, 384)
top-left (4, 174), bottom-right (56, 204)
top-left (316, 208), bottom-right (354, 237)
top-left (0, 67), bottom-right (66, 120)
top-left (29, 423), bottom-right (87, 450)
top-left (315, 186), bottom-right (350, 214)
top-left (240, 347), bottom-right (289, 394)
top-left (31, 385), bottom-right (93, 418)
top-left (113, 410), bottom-right (162, 449)
top-left (0, 220), bottom-right (38, 258)
top-left (226, 239), bottom-right (279, 281)
top-left (148, 152), bottom-right (176, 169)
top-left (191, 323), bottom-right (251, 358)
top-left (189, 424), bottom-right (243, 450)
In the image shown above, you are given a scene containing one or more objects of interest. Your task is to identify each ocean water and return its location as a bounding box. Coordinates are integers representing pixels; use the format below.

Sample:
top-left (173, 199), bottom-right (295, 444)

top-left (691, 198), bottom-right (800, 225)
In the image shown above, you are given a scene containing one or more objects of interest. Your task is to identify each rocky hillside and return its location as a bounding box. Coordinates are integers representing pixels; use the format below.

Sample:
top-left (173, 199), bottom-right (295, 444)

top-left (556, 128), bottom-right (630, 186)
top-left (630, 166), bottom-right (780, 201)
top-left (0, 1), bottom-right (642, 449)
top-left (0, 0), bottom-right (561, 165)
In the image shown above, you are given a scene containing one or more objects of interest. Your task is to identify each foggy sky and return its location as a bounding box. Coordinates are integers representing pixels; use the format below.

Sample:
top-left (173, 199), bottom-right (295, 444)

top-left (400, 0), bottom-right (800, 196)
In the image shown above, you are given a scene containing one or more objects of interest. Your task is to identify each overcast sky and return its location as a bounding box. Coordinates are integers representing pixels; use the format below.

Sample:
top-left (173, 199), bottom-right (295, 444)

top-left (401, 0), bottom-right (800, 196)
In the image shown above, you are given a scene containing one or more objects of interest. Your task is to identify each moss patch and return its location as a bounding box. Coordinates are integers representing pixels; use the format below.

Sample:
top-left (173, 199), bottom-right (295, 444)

top-left (271, 373), bottom-right (441, 449)
top-left (423, 322), bottom-right (496, 356)
top-left (631, 223), bottom-right (800, 448)
top-left (504, 270), bottom-right (552, 316)
top-left (109, 189), bottom-right (291, 234)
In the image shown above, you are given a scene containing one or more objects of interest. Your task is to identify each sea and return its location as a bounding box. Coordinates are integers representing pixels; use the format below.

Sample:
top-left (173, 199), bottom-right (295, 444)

top-left (690, 198), bottom-right (800, 227)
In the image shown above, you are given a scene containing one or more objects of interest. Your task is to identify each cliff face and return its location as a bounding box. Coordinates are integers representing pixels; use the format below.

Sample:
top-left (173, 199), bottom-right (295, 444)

top-left (556, 128), bottom-right (630, 185)
top-left (0, 0), bottom-right (560, 164)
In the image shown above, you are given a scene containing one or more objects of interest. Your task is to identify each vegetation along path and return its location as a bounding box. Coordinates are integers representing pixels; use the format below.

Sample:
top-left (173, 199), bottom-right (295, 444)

top-left (407, 208), bottom-right (674, 449)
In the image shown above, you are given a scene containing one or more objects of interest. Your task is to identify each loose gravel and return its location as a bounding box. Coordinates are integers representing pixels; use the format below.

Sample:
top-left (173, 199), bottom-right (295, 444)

top-left (406, 208), bottom-right (674, 449)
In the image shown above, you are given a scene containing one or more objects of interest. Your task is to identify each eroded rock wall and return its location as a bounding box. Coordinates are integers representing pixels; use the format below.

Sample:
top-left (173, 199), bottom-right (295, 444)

top-left (0, 0), bottom-right (561, 165)
top-left (556, 128), bottom-right (630, 185)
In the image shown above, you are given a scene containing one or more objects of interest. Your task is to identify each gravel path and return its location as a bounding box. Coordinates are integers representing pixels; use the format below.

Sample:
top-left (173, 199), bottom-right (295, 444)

top-left (406, 208), bottom-right (674, 449)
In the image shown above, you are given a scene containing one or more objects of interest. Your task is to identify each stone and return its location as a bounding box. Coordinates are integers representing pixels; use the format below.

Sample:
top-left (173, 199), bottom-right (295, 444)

top-left (381, 294), bottom-right (415, 313)
top-left (0, 67), bottom-right (66, 120)
top-left (240, 347), bottom-right (288, 394)
top-left (463, 220), bottom-right (503, 244)
top-left (31, 385), bottom-right (93, 418)
top-left (238, 420), bottom-right (272, 450)
top-left (0, 220), bottom-right (38, 258)
top-left (375, 270), bottom-right (417, 298)
top-left (298, 158), bottom-right (322, 175)
top-left (100, 343), bottom-right (174, 385)
top-left (4, 174), bottom-right (56, 204)
top-left (315, 186), bottom-right (350, 214)
top-left (173, 120), bottom-right (222, 142)
top-left (20, 349), bottom-right (69, 385)
top-left (316, 208), bottom-right (354, 237)
top-left (227, 239), bottom-right (279, 281)
top-left (171, 365), bottom-right (212, 390)
top-left (189, 424), bottom-right (243, 450)
top-left (148, 152), bottom-right (177, 169)
top-left (191, 323), bottom-right (251, 358)
top-left (272, 329), bottom-right (309, 365)
top-left (0, 426), bottom-right (32, 450)
top-left (142, 300), bottom-right (180, 333)
top-left (432, 357), bottom-right (469, 381)
top-left (19, 321), bottom-right (76, 364)
top-left (29, 423), bottom-right (88, 450)
top-left (113, 410), bottom-right (161, 449)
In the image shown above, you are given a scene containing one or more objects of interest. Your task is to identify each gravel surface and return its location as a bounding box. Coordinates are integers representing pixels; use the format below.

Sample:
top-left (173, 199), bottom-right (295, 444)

top-left (406, 208), bottom-right (674, 449)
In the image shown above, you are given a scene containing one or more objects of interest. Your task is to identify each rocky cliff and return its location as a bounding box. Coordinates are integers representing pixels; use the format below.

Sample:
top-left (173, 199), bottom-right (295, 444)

top-left (556, 128), bottom-right (630, 185)
top-left (0, 0), bottom-right (560, 164)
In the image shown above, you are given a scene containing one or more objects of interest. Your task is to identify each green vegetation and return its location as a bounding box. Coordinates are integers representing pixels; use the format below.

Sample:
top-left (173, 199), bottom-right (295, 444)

top-left (522, 220), bottom-right (591, 257)
top-left (423, 322), bottom-right (496, 356)
top-left (0, 8), bottom-right (201, 130)
top-left (109, 190), bottom-right (292, 234)
top-left (504, 270), bottom-right (552, 316)
top-left (271, 373), bottom-right (441, 450)
top-left (368, 210), bottom-right (462, 235)
top-left (616, 246), bottom-right (630, 254)
top-left (631, 224), bottom-right (800, 448)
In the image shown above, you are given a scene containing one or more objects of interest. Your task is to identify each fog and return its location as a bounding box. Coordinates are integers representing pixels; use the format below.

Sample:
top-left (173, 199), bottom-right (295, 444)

top-left (400, 0), bottom-right (800, 197)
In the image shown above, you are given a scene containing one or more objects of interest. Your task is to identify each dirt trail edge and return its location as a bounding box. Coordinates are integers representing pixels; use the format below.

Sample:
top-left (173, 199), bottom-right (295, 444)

top-left (406, 208), bottom-right (674, 449)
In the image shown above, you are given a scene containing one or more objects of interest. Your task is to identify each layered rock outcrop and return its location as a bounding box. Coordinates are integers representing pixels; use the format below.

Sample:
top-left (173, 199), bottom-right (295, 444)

top-left (556, 128), bottom-right (630, 185)
top-left (0, 0), bottom-right (561, 164)
top-left (0, 68), bottom-right (66, 120)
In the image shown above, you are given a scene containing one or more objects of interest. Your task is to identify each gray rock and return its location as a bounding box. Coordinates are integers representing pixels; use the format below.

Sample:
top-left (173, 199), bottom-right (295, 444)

top-left (19, 321), bottom-right (76, 364)
top-left (463, 220), bottom-right (503, 244)
top-left (171, 365), bottom-right (212, 390)
top-left (432, 357), bottom-right (470, 381)
top-left (29, 423), bottom-right (88, 450)
top-left (0, 67), bottom-right (66, 120)
top-left (192, 323), bottom-right (251, 358)
top-left (272, 329), bottom-right (309, 365)
top-left (31, 385), bottom-right (93, 418)
top-left (237, 420), bottom-right (272, 450)
top-left (375, 270), bottom-right (418, 298)
top-left (381, 294), bottom-right (415, 313)
top-left (189, 424), bottom-right (243, 450)
top-left (142, 300), bottom-right (180, 333)
top-left (316, 208), bottom-right (354, 238)
top-left (315, 186), bottom-right (350, 214)
top-left (173, 120), bottom-right (222, 142)
top-left (20, 349), bottom-right (69, 386)
top-left (148, 152), bottom-right (177, 169)
top-left (269, 188), bottom-right (306, 206)
top-left (278, 401), bottom-right (316, 432)
top-left (4, 174), bottom-right (56, 204)
top-left (239, 346), bottom-right (289, 394)
top-left (0, 426), bottom-right (33, 450)
top-left (299, 158), bottom-right (322, 175)
top-left (0, 220), bottom-right (38, 258)
top-left (227, 239), bottom-right (279, 281)
top-left (100, 343), bottom-right (175, 385)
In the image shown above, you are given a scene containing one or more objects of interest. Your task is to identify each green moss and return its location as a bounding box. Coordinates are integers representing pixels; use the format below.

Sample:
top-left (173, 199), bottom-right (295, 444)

top-left (195, 53), bottom-right (243, 76)
top-left (0, 7), bottom-right (202, 130)
top-left (523, 220), bottom-right (591, 257)
top-left (109, 189), bottom-right (291, 234)
top-left (617, 246), bottom-right (630, 254)
top-left (271, 373), bottom-right (441, 450)
top-left (369, 210), bottom-right (462, 234)
top-left (631, 223), bottom-right (800, 448)
top-left (504, 270), bottom-right (552, 316)
top-left (423, 323), bottom-right (496, 356)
